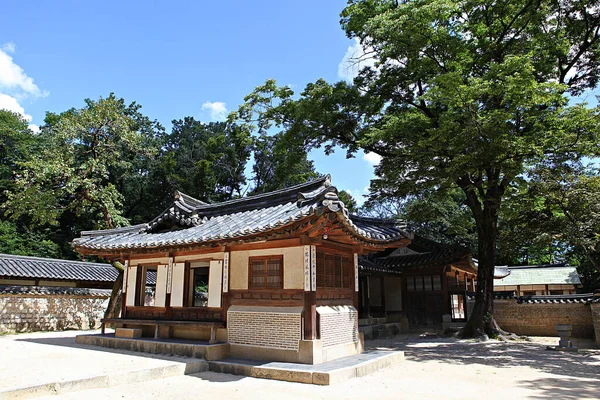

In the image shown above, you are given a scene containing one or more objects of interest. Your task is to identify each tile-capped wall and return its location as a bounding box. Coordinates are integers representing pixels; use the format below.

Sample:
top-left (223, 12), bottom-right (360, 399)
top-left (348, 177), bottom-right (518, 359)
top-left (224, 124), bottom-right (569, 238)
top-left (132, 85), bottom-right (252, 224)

top-left (0, 292), bottom-right (110, 333)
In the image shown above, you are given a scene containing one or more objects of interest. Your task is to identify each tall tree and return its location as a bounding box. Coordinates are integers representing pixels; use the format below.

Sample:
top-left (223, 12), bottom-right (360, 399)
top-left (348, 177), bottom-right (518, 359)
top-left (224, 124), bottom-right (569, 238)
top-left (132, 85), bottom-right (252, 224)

top-left (337, 190), bottom-right (360, 214)
top-left (0, 110), bottom-right (37, 208)
top-left (159, 118), bottom-right (252, 203)
top-left (6, 94), bottom-right (156, 232)
top-left (236, 1), bottom-right (600, 337)
top-left (250, 132), bottom-right (320, 195)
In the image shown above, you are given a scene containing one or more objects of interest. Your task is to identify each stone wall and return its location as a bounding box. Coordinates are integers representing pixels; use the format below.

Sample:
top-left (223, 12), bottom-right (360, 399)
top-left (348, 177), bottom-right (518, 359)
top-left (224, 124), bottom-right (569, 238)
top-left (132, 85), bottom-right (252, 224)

top-left (318, 305), bottom-right (358, 347)
top-left (227, 306), bottom-right (302, 350)
top-left (493, 299), bottom-right (594, 338)
top-left (591, 303), bottom-right (600, 346)
top-left (0, 287), bottom-right (111, 333)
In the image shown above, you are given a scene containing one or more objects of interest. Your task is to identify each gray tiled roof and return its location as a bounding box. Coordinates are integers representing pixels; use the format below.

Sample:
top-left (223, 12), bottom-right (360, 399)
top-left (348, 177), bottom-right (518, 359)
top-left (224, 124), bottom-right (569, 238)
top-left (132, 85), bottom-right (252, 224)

top-left (359, 235), bottom-right (471, 274)
top-left (515, 293), bottom-right (595, 304)
top-left (0, 254), bottom-right (118, 282)
top-left (74, 175), bottom-right (410, 252)
top-left (495, 263), bottom-right (581, 286)
top-left (0, 285), bottom-right (112, 297)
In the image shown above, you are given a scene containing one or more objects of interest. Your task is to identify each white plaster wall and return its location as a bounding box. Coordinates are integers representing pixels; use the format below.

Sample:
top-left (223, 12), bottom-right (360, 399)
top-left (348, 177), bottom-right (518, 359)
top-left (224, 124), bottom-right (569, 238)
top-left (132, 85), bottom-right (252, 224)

top-left (229, 247), bottom-right (304, 290)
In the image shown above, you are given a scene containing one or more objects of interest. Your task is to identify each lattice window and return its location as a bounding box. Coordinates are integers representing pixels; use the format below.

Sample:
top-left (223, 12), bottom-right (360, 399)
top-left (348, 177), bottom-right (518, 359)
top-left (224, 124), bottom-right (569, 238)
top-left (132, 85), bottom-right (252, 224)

top-left (316, 250), bottom-right (353, 289)
top-left (249, 256), bottom-right (283, 289)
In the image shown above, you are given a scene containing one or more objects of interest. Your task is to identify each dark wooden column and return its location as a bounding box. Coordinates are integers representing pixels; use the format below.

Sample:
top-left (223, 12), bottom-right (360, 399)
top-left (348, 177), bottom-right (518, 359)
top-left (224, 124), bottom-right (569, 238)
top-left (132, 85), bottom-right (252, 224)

top-left (366, 276), bottom-right (371, 319)
top-left (304, 291), bottom-right (317, 340)
top-left (441, 266), bottom-right (450, 315)
top-left (380, 274), bottom-right (387, 318)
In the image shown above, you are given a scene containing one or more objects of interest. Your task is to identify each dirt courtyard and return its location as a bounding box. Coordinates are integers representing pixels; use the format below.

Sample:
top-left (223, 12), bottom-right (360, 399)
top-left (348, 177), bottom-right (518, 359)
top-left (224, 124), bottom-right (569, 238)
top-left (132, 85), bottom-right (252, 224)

top-left (13, 331), bottom-right (595, 400)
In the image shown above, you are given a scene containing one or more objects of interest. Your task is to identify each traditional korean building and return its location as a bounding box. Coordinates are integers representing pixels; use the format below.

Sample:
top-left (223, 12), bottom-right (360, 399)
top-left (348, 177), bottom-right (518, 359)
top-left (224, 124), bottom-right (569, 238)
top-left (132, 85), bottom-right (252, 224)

top-left (494, 263), bottom-right (582, 296)
top-left (358, 236), bottom-right (478, 327)
top-left (73, 175), bottom-right (410, 364)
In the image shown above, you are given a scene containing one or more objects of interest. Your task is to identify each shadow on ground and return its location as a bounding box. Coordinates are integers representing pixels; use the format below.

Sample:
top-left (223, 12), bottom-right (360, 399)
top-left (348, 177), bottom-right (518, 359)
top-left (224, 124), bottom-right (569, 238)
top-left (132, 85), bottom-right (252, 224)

top-left (367, 335), bottom-right (600, 399)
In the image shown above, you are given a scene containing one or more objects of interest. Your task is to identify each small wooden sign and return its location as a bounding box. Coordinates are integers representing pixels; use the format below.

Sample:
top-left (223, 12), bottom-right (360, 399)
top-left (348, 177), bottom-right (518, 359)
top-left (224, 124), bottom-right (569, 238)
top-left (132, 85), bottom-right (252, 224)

top-left (223, 252), bottom-right (230, 293)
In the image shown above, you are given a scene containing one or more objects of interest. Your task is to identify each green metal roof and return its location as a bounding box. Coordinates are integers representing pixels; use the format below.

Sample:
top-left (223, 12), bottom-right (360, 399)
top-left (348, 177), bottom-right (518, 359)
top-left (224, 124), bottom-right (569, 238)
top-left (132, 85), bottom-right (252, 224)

top-left (496, 263), bottom-right (581, 286)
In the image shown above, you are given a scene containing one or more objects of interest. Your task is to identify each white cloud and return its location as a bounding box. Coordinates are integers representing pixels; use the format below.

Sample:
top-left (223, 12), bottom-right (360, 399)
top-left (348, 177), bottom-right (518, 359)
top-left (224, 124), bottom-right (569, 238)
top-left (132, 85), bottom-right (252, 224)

top-left (0, 45), bottom-right (46, 133)
top-left (2, 42), bottom-right (15, 54)
top-left (0, 93), bottom-right (32, 121)
top-left (0, 46), bottom-right (47, 98)
top-left (343, 188), bottom-right (367, 207)
top-left (201, 101), bottom-right (228, 121)
top-left (363, 151), bottom-right (382, 166)
top-left (338, 37), bottom-right (377, 82)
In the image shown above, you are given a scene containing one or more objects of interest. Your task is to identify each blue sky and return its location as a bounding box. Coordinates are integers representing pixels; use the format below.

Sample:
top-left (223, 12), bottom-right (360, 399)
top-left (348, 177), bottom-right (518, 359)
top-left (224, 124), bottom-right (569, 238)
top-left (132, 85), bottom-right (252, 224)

top-left (0, 1), bottom-right (380, 204)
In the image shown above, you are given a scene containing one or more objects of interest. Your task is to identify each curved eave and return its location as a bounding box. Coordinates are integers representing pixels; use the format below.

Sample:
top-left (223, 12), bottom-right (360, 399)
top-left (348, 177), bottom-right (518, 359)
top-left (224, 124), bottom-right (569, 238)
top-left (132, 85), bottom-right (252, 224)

top-left (74, 209), bottom-right (409, 255)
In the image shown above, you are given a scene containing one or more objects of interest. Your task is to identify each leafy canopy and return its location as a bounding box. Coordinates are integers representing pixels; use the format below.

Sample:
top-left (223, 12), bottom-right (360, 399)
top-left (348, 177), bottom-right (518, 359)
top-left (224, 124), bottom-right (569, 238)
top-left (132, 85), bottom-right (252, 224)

top-left (6, 94), bottom-right (155, 229)
top-left (235, 0), bottom-right (600, 336)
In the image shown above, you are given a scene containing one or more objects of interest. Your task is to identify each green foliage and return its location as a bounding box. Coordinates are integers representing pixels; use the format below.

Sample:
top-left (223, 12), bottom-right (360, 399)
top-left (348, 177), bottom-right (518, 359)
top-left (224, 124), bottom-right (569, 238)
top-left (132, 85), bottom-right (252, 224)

top-left (5, 94), bottom-right (156, 230)
top-left (0, 110), bottom-right (37, 210)
top-left (195, 284), bottom-right (208, 293)
top-left (0, 220), bottom-right (61, 258)
top-left (235, 0), bottom-right (600, 333)
top-left (250, 132), bottom-right (320, 195)
top-left (157, 117), bottom-right (252, 203)
top-left (400, 190), bottom-right (476, 249)
top-left (337, 190), bottom-right (359, 214)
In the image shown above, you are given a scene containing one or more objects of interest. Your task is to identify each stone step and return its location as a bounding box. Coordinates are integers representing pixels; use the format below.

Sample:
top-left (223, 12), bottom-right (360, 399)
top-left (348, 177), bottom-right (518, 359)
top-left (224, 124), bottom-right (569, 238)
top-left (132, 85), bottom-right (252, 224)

top-left (76, 334), bottom-right (229, 361)
top-left (208, 349), bottom-right (405, 385)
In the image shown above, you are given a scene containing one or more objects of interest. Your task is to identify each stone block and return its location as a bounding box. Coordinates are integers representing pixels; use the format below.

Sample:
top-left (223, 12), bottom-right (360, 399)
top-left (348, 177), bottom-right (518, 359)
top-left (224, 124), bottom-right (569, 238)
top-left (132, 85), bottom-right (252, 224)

top-left (115, 328), bottom-right (142, 339)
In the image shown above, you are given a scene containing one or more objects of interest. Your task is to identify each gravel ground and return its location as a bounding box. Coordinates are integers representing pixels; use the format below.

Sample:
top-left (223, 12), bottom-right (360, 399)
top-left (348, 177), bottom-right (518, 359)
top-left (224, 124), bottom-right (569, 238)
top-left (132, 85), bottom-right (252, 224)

top-left (25, 331), bottom-right (600, 400)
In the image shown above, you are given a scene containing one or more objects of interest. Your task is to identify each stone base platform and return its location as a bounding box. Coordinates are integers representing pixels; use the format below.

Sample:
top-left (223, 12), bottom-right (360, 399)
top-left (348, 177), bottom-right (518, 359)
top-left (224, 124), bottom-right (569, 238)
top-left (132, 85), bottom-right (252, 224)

top-left (76, 334), bottom-right (230, 361)
top-left (208, 349), bottom-right (405, 385)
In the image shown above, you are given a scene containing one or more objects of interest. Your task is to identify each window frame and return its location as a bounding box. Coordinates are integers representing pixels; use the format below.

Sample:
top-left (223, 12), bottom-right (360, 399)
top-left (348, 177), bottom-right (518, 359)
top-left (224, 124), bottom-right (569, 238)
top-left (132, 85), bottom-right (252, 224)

top-left (135, 264), bottom-right (157, 307)
top-left (248, 255), bottom-right (284, 290)
top-left (315, 249), bottom-right (353, 290)
top-left (184, 261), bottom-right (210, 307)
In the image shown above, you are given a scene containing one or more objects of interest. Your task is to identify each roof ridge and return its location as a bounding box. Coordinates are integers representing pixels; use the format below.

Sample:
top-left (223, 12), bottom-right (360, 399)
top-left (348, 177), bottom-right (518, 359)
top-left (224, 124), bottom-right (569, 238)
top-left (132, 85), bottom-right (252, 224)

top-left (80, 223), bottom-right (148, 237)
top-left (349, 214), bottom-right (404, 225)
top-left (174, 191), bottom-right (207, 208)
top-left (189, 174), bottom-right (331, 212)
top-left (0, 253), bottom-right (111, 267)
top-left (508, 263), bottom-right (569, 269)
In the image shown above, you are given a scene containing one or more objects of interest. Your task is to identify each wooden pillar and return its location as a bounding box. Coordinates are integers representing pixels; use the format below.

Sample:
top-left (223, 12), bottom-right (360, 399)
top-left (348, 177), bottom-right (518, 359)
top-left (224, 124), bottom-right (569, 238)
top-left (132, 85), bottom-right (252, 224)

top-left (303, 245), bottom-right (317, 340)
top-left (380, 274), bottom-right (387, 317)
top-left (441, 266), bottom-right (450, 315)
top-left (366, 276), bottom-right (371, 319)
top-left (164, 257), bottom-right (173, 320)
top-left (304, 292), bottom-right (317, 340)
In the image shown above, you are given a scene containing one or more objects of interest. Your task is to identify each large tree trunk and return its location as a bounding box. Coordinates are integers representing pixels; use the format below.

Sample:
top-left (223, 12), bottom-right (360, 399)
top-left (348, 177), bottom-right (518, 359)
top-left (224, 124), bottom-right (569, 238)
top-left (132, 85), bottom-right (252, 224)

top-left (104, 261), bottom-right (125, 319)
top-left (459, 213), bottom-right (501, 337)
top-left (458, 180), bottom-right (505, 339)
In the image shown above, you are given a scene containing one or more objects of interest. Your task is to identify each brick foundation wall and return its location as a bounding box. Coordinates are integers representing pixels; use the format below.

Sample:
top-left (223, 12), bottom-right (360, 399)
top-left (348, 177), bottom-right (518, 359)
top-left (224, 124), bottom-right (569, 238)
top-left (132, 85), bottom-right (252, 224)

top-left (318, 305), bottom-right (358, 347)
top-left (591, 303), bottom-right (600, 345)
top-left (227, 306), bottom-right (302, 350)
top-left (0, 291), bottom-right (110, 333)
top-left (493, 299), bottom-right (594, 338)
